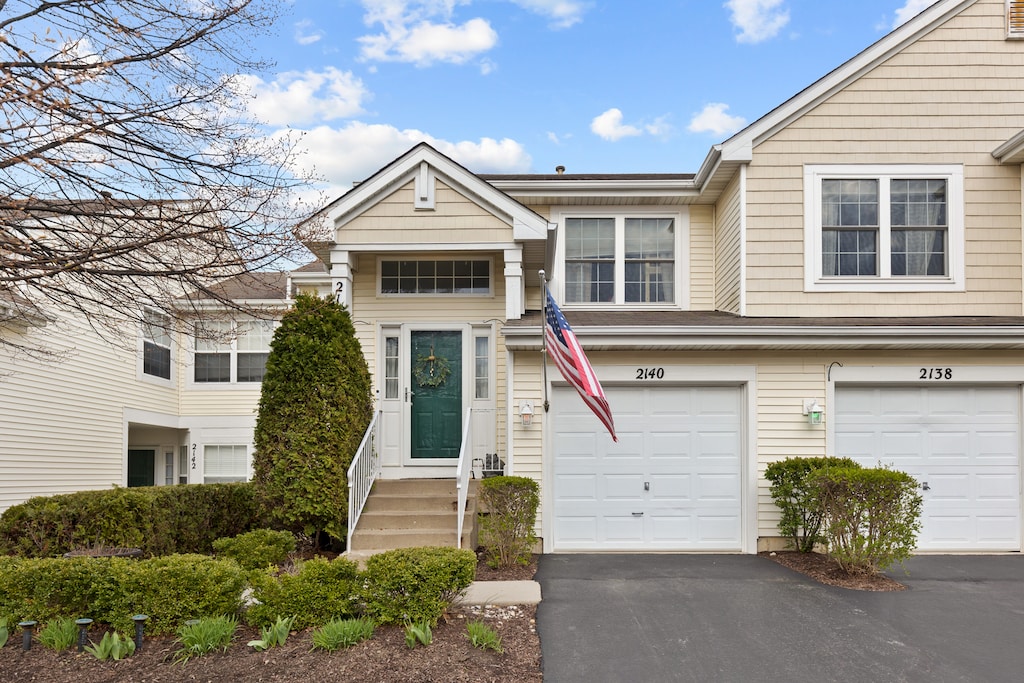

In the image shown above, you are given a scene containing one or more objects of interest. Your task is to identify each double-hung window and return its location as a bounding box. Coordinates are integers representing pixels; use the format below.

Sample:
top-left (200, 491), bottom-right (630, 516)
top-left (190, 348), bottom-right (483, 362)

top-left (804, 165), bottom-right (964, 292)
top-left (142, 310), bottom-right (172, 380)
top-left (558, 209), bottom-right (685, 306)
top-left (194, 317), bottom-right (275, 384)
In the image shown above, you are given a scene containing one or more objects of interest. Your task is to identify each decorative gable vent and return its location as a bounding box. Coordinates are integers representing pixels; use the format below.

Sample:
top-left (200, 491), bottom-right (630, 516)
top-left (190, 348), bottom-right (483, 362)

top-left (1009, 0), bottom-right (1024, 38)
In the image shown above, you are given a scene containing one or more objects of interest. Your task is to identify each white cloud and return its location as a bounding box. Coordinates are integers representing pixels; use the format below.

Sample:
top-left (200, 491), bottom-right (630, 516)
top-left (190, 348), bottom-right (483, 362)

top-left (277, 122), bottom-right (532, 194)
top-left (892, 0), bottom-right (933, 28)
top-left (359, 16), bottom-right (498, 65)
top-left (509, 0), bottom-right (588, 29)
top-left (590, 108), bottom-right (642, 141)
top-left (725, 0), bottom-right (790, 44)
top-left (294, 19), bottom-right (324, 46)
top-left (687, 103), bottom-right (747, 136)
top-left (236, 68), bottom-right (370, 127)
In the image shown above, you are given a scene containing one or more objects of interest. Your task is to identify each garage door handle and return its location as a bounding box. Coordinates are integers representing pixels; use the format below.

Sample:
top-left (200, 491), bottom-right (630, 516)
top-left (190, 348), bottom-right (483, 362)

top-left (632, 512), bottom-right (644, 517)
top-left (921, 481), bottom-right (930, 491)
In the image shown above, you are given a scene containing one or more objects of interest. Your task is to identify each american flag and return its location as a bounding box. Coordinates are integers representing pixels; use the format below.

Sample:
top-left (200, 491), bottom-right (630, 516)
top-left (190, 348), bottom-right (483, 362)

top-left (544, 287), bottom-right (617, 442)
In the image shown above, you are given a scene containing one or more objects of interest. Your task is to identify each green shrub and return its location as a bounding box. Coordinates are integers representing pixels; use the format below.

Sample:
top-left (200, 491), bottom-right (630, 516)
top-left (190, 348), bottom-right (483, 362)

top-left (246, 556), bottom-right (360, 629)
top-left (764, 456), bottom-right (863, 552)
top-left (37, 617), bottom-right (79, 651)
top-left (811, 466), bottom-right (922, 574)
top-left (467, 620), bottom-right (503, 653)
top-left (252, 293), bottom-right (373, 542)
top-left (311, 617), bottom-right (375, 651)
top-left (360, 546), bottom-right (476, 626)
top-left (0, 483), bottom-right (265, 558)
top-left (0, 555), bottom-right (246, 635)
top-left (174, 615), bottom-right (237, 663)
top-left (213, 529), bottom-right (296, 570)
top-left (478, 476), bottom-right (539, 568)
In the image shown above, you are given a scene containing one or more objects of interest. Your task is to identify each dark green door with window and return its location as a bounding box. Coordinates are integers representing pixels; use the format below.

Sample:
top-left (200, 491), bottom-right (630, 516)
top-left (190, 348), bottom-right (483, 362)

top-left (127, 449), bottom-right (155, 487)
top-left (410, 330), bottom-right (462, 459)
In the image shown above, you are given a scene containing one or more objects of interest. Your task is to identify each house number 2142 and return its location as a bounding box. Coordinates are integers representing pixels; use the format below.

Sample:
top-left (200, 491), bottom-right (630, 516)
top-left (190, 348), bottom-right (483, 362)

top-left (636, 367), bottom-right (665, 380)
top-left (920, 367), bottom-right (953, 380)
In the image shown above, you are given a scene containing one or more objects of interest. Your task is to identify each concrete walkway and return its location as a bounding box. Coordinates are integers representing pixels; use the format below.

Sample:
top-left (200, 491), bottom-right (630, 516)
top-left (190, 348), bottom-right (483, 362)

top-left (535, 553), bottom-right (1024, 683)
top-left (458, 579), bottom-right (542, 606)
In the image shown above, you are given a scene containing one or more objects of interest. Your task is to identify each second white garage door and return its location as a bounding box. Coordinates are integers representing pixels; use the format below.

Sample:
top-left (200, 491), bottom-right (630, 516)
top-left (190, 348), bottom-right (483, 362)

top-left (835, 385), bottom-right (1021, 551)
top-left (551, 385), bottom-right (743, 551)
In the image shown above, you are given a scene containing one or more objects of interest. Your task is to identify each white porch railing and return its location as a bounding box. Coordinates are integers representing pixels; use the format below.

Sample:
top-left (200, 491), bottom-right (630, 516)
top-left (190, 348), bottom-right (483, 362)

top-left (454, 407), bottom-right (474, 549)
top-left (347, 410), bottom-right (382, 552)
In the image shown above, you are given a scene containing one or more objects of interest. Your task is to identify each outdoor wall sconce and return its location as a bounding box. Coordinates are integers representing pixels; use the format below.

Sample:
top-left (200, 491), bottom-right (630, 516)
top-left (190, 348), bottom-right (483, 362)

top-left (520, 400), bottom-right (534, 427)
top-left (803, 399), bottom-right (824, 425)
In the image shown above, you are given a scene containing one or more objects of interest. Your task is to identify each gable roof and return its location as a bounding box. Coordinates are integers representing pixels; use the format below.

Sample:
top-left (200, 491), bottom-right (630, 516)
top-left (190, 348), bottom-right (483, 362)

top-left (697, 0), bottom-right (979, 198)
top-left (323, 143), bottom-right (551, 241)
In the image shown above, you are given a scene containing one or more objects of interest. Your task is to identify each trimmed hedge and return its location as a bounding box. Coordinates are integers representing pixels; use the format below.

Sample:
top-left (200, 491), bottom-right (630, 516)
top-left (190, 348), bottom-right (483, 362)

top-left (478, 476), bottom-right (539, 568)
top-left (0, 483), bottom-right (265, 558)
top-left (360, 547), bottom-right (476, 626)
top-left (0, 555), bottom-right (247, 634)
top-left (765, 456), bottom-right (862, 552)
top-left (811, 466), bottom-right (922, 573)
top-left (246, 556), bottom-right (361, 629)
top-left (213, 529), bottom-right (296, 571)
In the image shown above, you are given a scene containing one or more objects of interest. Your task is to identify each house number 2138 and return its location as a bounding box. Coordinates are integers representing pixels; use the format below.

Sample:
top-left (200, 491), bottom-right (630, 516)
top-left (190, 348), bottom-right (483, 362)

top-left (636, 367), bottom-right (665, 380)
top-left (920, 367), bottom-right (952, 380)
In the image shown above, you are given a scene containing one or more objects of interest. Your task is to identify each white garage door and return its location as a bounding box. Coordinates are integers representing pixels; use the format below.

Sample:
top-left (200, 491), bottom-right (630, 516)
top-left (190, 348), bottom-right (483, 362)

top-left (551, 385), bottom-right (743, 551)
top-left (835, 386), bottom-right (1021, 551)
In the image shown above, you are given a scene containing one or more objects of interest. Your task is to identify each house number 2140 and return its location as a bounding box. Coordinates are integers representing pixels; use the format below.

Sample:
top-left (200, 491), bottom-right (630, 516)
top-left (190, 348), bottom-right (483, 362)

top-left (636, 367), bottom-right (665, 380)
top-left (920, 367), bottom-right (953, 380)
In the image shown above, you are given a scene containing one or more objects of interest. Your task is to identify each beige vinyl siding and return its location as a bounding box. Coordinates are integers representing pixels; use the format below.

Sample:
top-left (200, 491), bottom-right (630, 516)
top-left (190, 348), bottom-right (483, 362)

top-left (0, 315), bottom-right (181, 511)
top-left (339, 180), bottom-right (514, 245)
top-left (180, 386), bottom-right (262, 416)
top-left (715, 173), bottom-right (743, 313)
top-left (689, 204), bottom-right (716, 310)
top-left (745, 0), bottom-right (1024, 316)
top-left (509, 350), bottom-right (545, 535)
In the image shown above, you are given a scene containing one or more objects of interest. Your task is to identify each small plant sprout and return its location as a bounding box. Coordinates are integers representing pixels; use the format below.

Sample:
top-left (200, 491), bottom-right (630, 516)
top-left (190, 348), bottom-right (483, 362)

top-left (84, 631), bottom-right (136, 661)
top-left (37, 618), bottom-right (79, 651)
top-left (311, 617), bottom-right (375, 652)
top-left (247, 615), bottom-right (295, 651)
top-left (174, 615), bottom-right (238, 663)
top-left (404, 620), bottom-right (432, 649)
top-left (0, 617), bottom-right (8, 649)
top-left (466, 620), bottom-right (503, 653)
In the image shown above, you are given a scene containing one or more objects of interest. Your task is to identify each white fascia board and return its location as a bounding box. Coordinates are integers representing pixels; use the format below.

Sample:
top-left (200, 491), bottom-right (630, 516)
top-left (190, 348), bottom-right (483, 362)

top-left (502, 323), bottom-right (1024, 349)
top-left (342, 241), bottom-right (522, 252)
top-left (993, 129), bottom-right (1024, 163)
top-left (706, 0), bottom-right (978, 167)
top-left (486, 178), bottom-right (699, 196)
top-left (326, 143), bottom-right (548, 241)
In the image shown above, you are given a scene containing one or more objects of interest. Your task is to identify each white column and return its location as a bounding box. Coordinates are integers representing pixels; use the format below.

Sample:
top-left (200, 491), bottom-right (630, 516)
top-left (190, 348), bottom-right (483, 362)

top-left (329, 248), bottom-right (354, 310)
top-left (504, 247), bottom-right (524, 320)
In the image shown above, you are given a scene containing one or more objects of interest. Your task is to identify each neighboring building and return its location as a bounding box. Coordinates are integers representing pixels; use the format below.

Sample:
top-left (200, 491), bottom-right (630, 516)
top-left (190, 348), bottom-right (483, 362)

top-left (4, 0), bottom-right (1024, 554)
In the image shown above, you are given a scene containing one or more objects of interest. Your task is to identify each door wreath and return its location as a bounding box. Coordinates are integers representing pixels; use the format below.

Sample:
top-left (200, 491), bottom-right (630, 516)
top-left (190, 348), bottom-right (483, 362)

top-left (413, 345), bottom-right (451, 387)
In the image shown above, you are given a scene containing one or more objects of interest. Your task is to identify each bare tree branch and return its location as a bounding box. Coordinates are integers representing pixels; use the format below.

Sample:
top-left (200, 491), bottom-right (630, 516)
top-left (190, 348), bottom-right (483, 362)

top-left (0, 0), bottom-right (321, 354)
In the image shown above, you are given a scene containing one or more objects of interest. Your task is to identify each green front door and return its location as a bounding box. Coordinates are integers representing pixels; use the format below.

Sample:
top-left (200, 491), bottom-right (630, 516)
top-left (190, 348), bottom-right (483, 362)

top-left (127, 449), bottom-right (155, 487)
top-left (410, 330), bottom-right (462, 459)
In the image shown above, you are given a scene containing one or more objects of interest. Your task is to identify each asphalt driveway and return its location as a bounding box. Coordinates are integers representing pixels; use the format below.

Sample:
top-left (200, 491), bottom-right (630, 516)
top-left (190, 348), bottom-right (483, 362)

top-left (535, 554), bottom-right (1024, 683)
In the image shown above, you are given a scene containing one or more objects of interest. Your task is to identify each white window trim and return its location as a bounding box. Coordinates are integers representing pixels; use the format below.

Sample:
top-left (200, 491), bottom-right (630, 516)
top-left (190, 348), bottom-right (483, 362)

top-left (138, 309), bottom-right (175, 387)
top-left (187, 318), bottom-right (276, 389)
top-left (376, 256), bottom-right (495, 297)
top-left (551, 206), bottom-right (690, 310)
top-left (803, 164), bottom-right (965, 293)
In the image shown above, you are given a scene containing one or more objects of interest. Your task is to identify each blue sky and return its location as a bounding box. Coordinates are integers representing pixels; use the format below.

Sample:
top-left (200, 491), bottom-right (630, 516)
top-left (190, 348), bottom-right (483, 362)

top-left (241, 1), bottom-right (937, 195)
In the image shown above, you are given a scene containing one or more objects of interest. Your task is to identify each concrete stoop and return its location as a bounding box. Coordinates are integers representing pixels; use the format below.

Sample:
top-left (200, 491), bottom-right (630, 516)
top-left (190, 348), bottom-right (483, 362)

top-left (347, 478), bottom-right (479, 558)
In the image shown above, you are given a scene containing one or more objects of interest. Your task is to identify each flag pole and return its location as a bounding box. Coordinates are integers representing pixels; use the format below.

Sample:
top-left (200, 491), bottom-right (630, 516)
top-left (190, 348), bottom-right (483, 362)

top-left (539, 269), bottom-right (550, 413)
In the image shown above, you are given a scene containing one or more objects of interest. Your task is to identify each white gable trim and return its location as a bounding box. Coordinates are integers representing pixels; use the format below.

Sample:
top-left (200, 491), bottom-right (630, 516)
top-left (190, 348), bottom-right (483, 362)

top-left (710, 0), bottom-right (978, 168)
top-left (326, 143), bottom-right (549, 241)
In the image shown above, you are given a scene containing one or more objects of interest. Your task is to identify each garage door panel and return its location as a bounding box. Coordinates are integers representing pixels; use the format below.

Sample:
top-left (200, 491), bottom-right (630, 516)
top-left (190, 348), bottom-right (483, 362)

top-left (554, 474), bottom-right (597, 501)
top-left (553, 385), bottom-right (742, 551)
top-left (836, 385), bottom-right (1020, 551)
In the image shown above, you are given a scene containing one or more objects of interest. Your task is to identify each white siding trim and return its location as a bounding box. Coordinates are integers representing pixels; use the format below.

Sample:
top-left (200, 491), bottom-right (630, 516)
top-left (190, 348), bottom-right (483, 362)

top-left (739, 164), bottom-right (748, 316)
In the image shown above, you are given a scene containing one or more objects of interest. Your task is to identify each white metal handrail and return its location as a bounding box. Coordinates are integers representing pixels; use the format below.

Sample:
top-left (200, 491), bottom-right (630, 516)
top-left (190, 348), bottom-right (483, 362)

top-left (347, 410), bottom-right (381, 552)
top-left (454, 407), bottom-right (474, 549)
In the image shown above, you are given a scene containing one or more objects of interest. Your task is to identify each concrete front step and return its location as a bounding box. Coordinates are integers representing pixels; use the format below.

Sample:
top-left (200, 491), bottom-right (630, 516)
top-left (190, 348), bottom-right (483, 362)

top-left (349, 528), bottom-right (472, 551)
top-left (357, 509), bottom-right (475, 530)
top-left (372, 478), bottom-right (466, 495)
top-left (362, 495), bottom-right (463, 513)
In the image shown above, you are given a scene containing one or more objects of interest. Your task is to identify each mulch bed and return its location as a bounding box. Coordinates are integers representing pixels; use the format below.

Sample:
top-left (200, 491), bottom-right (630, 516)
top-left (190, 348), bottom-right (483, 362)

top-left (0, 551), bottom-right (542, 682)
top-left (760, 551), bottom-right (907, 591)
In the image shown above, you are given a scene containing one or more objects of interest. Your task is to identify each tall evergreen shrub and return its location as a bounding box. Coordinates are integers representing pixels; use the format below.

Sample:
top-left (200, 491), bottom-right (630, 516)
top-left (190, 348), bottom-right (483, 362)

top-left (252, 294), bottom-right (372, 544)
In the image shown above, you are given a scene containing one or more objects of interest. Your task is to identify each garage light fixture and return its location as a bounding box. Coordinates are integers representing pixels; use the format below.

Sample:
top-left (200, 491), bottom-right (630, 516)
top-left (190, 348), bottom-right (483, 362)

top-left (804, 399), bottom-right (824, 426)
top-left (519, 400), bottom-right (534, 427)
